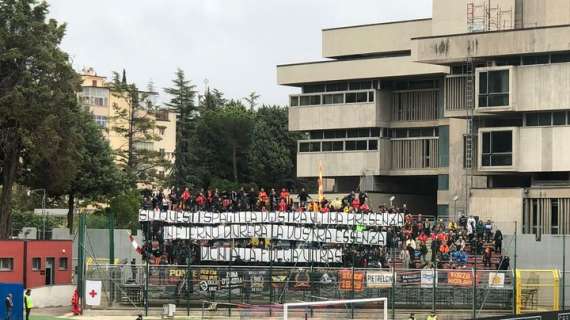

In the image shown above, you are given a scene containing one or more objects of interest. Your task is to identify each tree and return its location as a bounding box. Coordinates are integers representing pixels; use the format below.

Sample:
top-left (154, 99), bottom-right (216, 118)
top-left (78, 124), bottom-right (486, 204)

top-left (164, 69), bottom-right (198, 188)
top-left (109, 71), bottom-right (169, 186)
top-left (65, 109), bottom-right (124, 232)
top-left (0, 0), bottom-right (82, 239)
top-left (247, 105), bottom-right (300, 187)
top-left (190, 100), bottom-right (254, 186)
top-left (108, 189), bottom-right (140, 231)
top-left (243, 91), bottom-right (260, 111)
top-left (198, 87), bottom-right (225, 113)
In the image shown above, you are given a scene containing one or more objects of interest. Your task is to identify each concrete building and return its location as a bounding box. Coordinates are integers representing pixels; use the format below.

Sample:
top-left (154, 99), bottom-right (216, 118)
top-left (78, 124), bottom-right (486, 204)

top-left (78, 68), bottom-right (176, 180)
top-left (0, 240), bottom-right (72, 289)
top-left (277, 0), bottom-right (570, 236)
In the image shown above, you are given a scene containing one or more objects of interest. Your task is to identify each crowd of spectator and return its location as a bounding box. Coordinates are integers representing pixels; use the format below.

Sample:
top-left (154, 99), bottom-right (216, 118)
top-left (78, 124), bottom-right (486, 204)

top-left (139, 187), bottom-right (509, 272)
top-left (142, 187), bottom-right (372, 213)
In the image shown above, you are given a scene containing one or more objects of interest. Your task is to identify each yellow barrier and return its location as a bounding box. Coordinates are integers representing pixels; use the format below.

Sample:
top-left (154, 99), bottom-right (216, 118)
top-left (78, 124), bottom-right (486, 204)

top-left (515, 269), bottom-right (559, 314)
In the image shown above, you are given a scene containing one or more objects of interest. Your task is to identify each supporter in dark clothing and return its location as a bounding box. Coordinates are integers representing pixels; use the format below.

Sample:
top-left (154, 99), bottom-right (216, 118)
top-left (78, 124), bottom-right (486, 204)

top-left (297, 188), bottom-right (311, 208)
top-left (358, 192), bottom-right (368, 205)
top-left (494, 229), bottom-right (503, 253)
top-left (237, 188), bottom-right (247, 210)
top-left (247, 188), bottom-right (257, 210)
top-left (269, 188), bottom-right (279, 211)
top-left (169, 190), bottom-right (178, 210)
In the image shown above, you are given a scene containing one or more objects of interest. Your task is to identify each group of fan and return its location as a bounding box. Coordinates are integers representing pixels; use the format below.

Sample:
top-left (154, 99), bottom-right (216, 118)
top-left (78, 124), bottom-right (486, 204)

top-left (142, 187), bottom-right (373, 213)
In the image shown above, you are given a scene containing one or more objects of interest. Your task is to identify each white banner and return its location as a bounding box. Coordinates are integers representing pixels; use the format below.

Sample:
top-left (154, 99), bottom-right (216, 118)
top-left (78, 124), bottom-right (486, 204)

top-left (200, 247), bottom-right (343, 263)
top-left (85, 280), bottom-right (102, 306)
top-left (139, 210), bottom-right (404, 227)
top-left (164, 225), bottom-right (386, 246)
top-left (366, 271), bottom-right (394, 288)
top-left (488, 272), bottom-right (505, 288)
top-left (420, 269), bottom-right (437, 288)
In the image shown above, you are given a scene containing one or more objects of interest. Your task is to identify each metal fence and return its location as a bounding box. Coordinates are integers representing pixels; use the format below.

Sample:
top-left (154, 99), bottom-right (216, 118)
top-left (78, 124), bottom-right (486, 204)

top-left (85, 264), bottom-right (514, 317)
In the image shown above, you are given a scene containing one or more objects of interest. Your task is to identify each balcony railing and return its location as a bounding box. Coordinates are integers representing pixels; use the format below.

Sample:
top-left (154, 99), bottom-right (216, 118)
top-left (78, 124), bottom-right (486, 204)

top-left (290, 90), bottom-right (375, 107)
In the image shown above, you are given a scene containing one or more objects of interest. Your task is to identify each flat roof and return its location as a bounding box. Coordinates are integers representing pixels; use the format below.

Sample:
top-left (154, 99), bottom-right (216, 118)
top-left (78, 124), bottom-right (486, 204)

top-left (322, 18), bottom-right (432, 32)
top-left (277, 50), bottom-right (411, 67)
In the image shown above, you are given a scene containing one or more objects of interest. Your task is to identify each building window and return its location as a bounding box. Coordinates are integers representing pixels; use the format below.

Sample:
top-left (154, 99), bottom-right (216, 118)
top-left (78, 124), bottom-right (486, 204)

top-left (32, 257), bottom-right (41, 271)
top-left (481, 131), bottom-right (513, 167)
top-left (551, 199), bottom-right (559, 235)
top-left (134, 141), bottom-right (154, 151)
top-left (158, 127), bottom-right (165, 135)
top-left (59, 257), bottom-right (68, 270)
top-left (92, 80), bottom-right (97, 87)
top-left (479, 70), bottom-right (509, 107)
top-left (0, 258), bottom-right (13, 271)
top-left (368, 140), bottom-right (378, 150)
top-left (323, 93), bottom-right (344, 105)
top-left (299, 142), bottom-right (321, 153)
top-left (290, 96), bottom-right (299, 107)
top-left (94, 115), bottom-right (107, 128)
top-left (299, 95), bottom-right (321, 106)
top-left (159, 148), bottom-right (165, 157)
top-left (526, 112), bottom-right (568, 127)
top-left (80, 87), bottom-right (108, 107)
top-left (155, 110), bottom-right (169, 121)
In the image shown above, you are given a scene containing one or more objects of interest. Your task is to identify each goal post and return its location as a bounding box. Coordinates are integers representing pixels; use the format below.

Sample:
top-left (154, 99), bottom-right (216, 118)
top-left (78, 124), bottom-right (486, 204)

top-left (283, 297), bottom-right (388, 320)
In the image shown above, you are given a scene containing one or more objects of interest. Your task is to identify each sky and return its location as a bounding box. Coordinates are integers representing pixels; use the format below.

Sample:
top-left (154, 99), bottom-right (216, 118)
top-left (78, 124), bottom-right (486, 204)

top-left (47, 0), bottom-right (432, 106)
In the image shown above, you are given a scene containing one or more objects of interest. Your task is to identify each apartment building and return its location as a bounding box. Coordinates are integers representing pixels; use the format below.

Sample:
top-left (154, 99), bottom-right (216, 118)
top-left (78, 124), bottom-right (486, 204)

top-left (277, 0), bottom-right (570, 235)
top-left (78, 68), bottom-right (176, 179)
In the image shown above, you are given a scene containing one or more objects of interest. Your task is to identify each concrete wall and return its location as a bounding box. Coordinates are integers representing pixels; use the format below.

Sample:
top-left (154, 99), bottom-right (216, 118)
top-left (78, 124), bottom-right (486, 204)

top-left (514, 63), bottom-right (570, 112)
top-left (368, 193), bottom-right (436, 215)
top-left (445, 118), bottom-right (469, 213)
top-left (53, 228), bottom-right (144, 265)
top-left (432, 0), bottom-right (470, 35)
top-left (518, 127), bottom-right (570, 172)
top-left (30, 284), bottom-right (74, 308)
top-left (519, 0), bottom-right (570, 28)
top-left (469, 188), bottom-right (523, 235)
top-left (297, 151), bottom-right (381, 177)
top-left (413, 25), bottom-right (570, 64)
top-left (277, 56), bottom-right (449, 85)
top-left (288, 101), bottom-right (381, 131)
top-left (322, 19), bottom-right (432, 58)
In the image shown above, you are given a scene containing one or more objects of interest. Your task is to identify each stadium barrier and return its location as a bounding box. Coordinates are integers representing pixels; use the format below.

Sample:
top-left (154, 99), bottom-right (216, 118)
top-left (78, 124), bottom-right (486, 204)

top-left (85, 264), bottom-right (515, 317)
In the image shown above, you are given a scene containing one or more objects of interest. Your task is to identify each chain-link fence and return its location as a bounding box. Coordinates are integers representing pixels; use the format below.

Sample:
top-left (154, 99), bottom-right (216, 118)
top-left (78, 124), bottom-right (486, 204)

top-left (85, 264), bottom-right (514, 318)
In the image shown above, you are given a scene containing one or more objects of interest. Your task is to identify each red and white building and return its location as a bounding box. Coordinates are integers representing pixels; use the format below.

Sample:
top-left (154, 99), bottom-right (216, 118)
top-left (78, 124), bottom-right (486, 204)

top-left (0, 240), bottom-right (73, 288)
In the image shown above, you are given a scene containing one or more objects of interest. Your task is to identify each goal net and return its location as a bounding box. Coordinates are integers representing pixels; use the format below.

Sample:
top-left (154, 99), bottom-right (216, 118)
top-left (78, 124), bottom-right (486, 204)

top-left (283, 297), bottom-right (388, 320)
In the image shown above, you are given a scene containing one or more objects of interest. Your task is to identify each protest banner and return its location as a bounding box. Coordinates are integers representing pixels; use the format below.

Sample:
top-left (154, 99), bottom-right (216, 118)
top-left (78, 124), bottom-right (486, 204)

top-left (338, 269), bottom-right (365, 292)
top-left (139, 210), bottom-right (404, 227)
top-left (165, 225), bottom-right (386, 246)
top-left (366, 270), bottom-right (394, 288)
top-left (200, 247), bottom-right (343, 264)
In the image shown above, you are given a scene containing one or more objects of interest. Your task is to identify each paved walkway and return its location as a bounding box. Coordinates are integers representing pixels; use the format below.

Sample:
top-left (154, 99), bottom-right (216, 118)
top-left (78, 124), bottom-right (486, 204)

top-left (31, 306), bottom-right (509, 319)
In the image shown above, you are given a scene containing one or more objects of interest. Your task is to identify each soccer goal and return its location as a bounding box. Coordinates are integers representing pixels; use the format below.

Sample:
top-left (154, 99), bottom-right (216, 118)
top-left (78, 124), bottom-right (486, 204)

top-left (283, 297), bottom-right (388, 320)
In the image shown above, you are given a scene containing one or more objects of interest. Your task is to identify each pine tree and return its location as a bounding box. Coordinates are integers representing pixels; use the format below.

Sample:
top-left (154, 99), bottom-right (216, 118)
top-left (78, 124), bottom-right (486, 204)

top-left (243, 91), bottom-right (260, 111)
top-left (247, 105), bottom-right (300, 187)
top-left (109, 71), bottom-right (168, 186)
top-left (164, 69), bottom-right (198, 187)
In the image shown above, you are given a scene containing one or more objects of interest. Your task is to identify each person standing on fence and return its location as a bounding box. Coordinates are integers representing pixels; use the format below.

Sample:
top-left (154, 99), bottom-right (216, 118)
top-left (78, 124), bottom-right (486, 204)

top-left (4, 293), bottom-right (13, 320)
top-left (131, 258), bottom-right (137, 282)
top-left (24, 289), bottom-right (32, 320)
